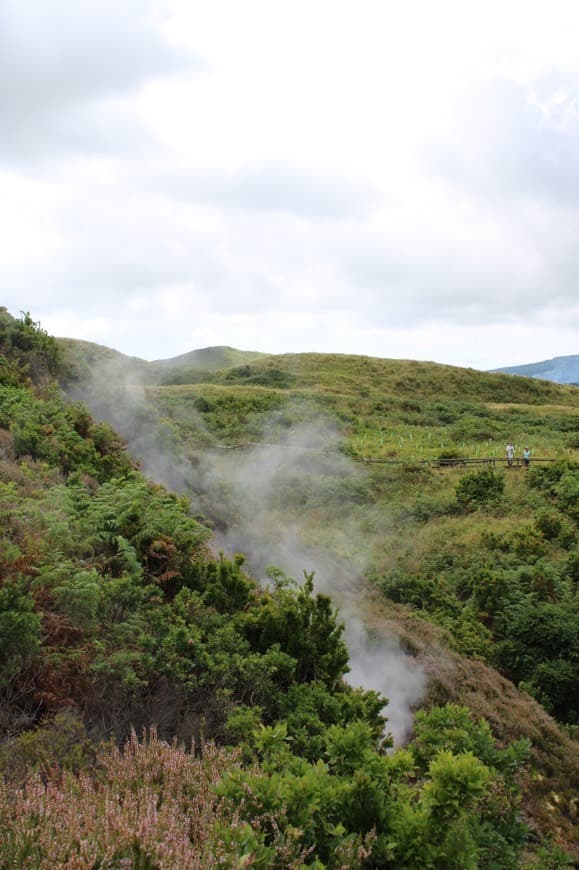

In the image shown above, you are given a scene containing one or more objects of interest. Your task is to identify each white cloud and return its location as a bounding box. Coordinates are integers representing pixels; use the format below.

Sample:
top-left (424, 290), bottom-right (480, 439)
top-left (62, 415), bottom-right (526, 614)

top-left (1, 0), bottom-right (579, 368)
top-left (0, 0), bottom-right (199, 163)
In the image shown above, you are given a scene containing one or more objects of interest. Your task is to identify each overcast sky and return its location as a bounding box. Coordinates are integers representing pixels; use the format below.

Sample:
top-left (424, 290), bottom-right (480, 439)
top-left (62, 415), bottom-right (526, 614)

top-left (1, 0), bottom-right (578, 368)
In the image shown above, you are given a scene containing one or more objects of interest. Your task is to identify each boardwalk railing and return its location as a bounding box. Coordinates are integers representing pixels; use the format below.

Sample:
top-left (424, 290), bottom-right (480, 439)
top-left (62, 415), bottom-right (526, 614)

top-left (355, 456), bottom-right (555, 468)
top-left (429, 457), bottom-right (554, 468)
top-left (197, 440), bottom-right (557, 468)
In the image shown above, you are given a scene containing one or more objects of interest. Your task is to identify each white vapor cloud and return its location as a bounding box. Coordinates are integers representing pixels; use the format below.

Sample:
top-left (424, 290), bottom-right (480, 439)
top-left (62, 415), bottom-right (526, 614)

top-left (72, 361), bottom-right (427, 744)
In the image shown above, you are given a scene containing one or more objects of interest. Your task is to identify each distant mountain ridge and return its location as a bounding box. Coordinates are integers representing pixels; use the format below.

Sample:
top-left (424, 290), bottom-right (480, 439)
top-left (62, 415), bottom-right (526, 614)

top-left (491, 354), bottom-right (579, 385)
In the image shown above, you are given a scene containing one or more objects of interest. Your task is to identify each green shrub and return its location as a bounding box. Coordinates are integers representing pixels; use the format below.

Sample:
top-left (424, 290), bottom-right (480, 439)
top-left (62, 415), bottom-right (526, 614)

top-left (555, 473), bottom-right (579, 521)
top-left (535, 509), bottom-right (565, 541)
top-left (527, 460), bottom-right (577, 494)
top-left (456, 468), bottom-right (505, 511)
top-left (404, 493), bottom-right (455, 523)
top-left (0, 309), bottom-right (62, 382)
top-left (193, 396), bottom-right (213, 412)
top-left (450, 416), bottom-right (502, 443)
top-left (0, 710), bottom-right (91, 783)
top-left (0, 583), bottom-right (41, 688)
top-left (496, 600), bottom-right (579, 722)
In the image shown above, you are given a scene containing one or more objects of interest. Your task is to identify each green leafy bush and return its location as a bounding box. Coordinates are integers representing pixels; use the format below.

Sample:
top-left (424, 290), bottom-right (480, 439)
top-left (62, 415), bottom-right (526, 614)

top-left (0, 583), bottom-right (41, 688)
top-left (496, 600), bottom-right (579, 721)
top-left (0, 308), bottom-right (62, 382)
top-left (456, 468), bottom-right (505, 511)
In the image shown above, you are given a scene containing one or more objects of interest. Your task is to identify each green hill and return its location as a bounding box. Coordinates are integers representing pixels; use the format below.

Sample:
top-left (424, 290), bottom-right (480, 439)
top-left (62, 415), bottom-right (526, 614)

top-left (57, 337), bottom-right (150, 378)
top-left (140, 352), bottom-right (579, 854)
top-left (147, 352), bottom-right (579, 458)
top-left (150, 344), bottom-right (269, 374)
top-left (2, 313), bottom-right (578, 863)
top-left (57, 337), bottom-right (270, 384)
top-left (153, 349), bottom-right (579, 404)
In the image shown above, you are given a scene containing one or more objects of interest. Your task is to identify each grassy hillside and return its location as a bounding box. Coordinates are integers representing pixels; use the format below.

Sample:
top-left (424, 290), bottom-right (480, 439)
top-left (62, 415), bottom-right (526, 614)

top-left (57, 337), bottom-right (149, 373)
top-left (146, 352), bottom-right (579, 460)
top-left (150, 344), bottom-right (269, 375)
top-left (57, 337), bottom-right (270, 384)
top-left (171, 351), bottom-right (579, 401)
top-left (60, 340), bottom-right (579, 854)
top-left (2, 320), bottom-right (578, 863)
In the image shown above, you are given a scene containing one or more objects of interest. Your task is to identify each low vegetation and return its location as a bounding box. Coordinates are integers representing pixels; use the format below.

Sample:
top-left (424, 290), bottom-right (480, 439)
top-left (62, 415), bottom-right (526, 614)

top-left (0, 311), bottom-right (577, 865)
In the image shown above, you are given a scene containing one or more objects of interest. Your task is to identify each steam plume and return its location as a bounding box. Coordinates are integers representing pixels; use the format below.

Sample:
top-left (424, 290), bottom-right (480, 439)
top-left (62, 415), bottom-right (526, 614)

top-left (70, 361), bottom-right (426, 743)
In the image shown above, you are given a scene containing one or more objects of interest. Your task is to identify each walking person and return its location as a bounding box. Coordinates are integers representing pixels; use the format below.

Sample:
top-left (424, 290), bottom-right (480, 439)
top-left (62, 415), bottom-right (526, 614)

top-left (522, 446), bottom-right (531, 469)
top-left (506, 441), bottom-right (515, 468)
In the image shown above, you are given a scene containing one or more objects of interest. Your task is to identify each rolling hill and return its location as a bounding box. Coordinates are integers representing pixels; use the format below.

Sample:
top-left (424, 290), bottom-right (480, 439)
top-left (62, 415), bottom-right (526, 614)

top-left (2, 321), bottom-right (578, 862)
top-left (150, 344), bottom-right (269, 373)
top-left (57, 337), bottom-right (270, 383)
top-left (63, 337), bottom-right (579, 853)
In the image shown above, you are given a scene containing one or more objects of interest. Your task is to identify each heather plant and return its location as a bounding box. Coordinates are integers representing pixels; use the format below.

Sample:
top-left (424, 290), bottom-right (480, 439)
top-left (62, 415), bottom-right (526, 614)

top-left (0, 730), bottom-right (311, 868)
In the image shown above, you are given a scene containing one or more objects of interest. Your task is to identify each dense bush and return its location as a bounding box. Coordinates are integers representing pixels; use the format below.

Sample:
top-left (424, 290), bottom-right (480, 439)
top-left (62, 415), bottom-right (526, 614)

top-left (450, 415), bottom-right (502, 443)
top-left (0, 582), bottom-right (41, 689)
top-left (379, 455), bottom-right (579, 723)
top-left (0, 384), bottom-right (131, 480)
top-left (225, 364), bottom-right (296, 388)
top-left (496, 600), bottom-right (579, 721)
top-left (455, 468), bottom-right (505, 511)
top-left (0, 308), bottom-right (61, 383)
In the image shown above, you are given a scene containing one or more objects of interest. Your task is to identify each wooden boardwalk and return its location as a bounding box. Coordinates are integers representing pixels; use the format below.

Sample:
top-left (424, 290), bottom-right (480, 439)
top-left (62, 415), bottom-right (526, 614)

top-left (200, 441), bottom-right (555, 468)
top-left (356, 456), bottom-right (554, 468)
top-left (429, 457), bottom-right (551, 469)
